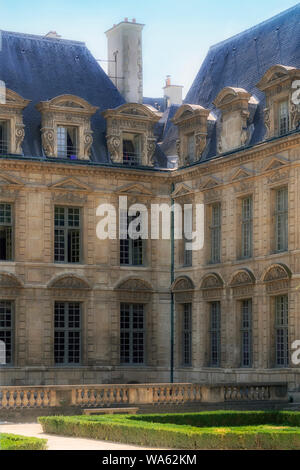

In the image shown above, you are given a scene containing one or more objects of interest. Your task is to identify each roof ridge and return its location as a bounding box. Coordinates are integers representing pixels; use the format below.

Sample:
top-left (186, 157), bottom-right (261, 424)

top-left (209, 3), bottom-right (300, 51)
top-left (0, 29), bottom-right (85, 46)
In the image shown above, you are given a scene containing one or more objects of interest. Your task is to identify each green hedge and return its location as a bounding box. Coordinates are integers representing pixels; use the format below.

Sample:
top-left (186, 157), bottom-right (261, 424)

top-left (0, 433), bottom-right (47, 450)
top-left (38, 411), bottom-right (300, 450)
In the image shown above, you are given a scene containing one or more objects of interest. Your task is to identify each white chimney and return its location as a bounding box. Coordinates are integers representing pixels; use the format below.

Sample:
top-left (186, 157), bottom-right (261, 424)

top-left (105, 19), bottom-right (144, 104)
top-left (163, 76), bottom-right (183, 107)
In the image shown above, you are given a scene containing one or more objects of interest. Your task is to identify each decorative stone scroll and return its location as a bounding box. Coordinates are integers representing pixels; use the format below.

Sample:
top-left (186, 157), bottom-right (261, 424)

top-left (263, 264), bottom-right (291, 294)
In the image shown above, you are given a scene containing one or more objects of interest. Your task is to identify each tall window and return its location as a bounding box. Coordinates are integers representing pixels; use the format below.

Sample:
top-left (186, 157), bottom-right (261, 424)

top-left (54, 302), bottom-right (81, 365)
top-left (278, 101), bottom-right (289, 136)
top-left (183, 206), bottom-right (193, 267)
top-left (241, 299), bottom-right (252, 368)
top-left (57, 126), bottom-right (78, 158)
top-left (210, 302), bottom-right (221, 367)
top-left (275, 295), bottom-right (289, 367)
top-left (275, 187), bottom-right (288, 252)
top-left (182, 303), bottom-right (192, 366)
top-left (120, 303), bottom-right (145, 365)
top-left (0, 203), bottom-right (13, 261)
top-left (0, 300), bottom-right (13, 366)
top-left (210, 203), bottom-right (221, 264)
top-left (123, 133), bottom-right (142, 166)
top-left (120, 212), bottom-right (144, 266)
top-left (54, 207), bottom-right (81, 263)
top-left (241, 197), bottom-right (253, 259)
top-left (187, 134), bottom-right (195, 162)
top-left (0, 121), bottom-right (9, 154)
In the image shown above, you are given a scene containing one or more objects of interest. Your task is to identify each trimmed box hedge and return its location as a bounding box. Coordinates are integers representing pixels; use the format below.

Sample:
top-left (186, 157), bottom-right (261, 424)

top-left (0, 433), bottom-right (47, 450)
top-left (39, 411), bottom-right (300, 450)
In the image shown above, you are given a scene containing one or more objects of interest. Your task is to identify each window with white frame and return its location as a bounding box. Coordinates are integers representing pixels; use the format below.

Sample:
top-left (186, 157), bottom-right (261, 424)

top-left (241, 299), bottom-right (252, 368)
top-left (120, 303), bottom-right (145, 365)
top-left (241, 196), bottom-right (253, 259)
top-left (0, 300), bottom-right (13, 366)
top-left (0, 203), bottom-right (13, 261)
top-left (57, 126), bottom-right (78, 159)
top-left (275, 187), bottom-right (288, 253)
top-left (210, 301), bottom-right (221, 367)
top-left (275, 295), bottom-right (289, 367)
top-left (54, 302), bottom-right (81, 365)
top-left (54, 207), bottom-right (81, 263)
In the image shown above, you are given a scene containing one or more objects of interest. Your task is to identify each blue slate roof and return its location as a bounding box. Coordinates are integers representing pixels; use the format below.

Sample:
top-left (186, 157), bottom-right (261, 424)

top-left (0, 30), bottom-right (168, 167)
top-left (167, 3), bottom-right (300, 162)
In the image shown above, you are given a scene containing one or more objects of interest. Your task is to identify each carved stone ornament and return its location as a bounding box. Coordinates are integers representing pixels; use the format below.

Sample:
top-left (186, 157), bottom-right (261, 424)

top-left (264, 265), bottom-right (291, 282)
top-left (230, 270), bottom-right (255, 288)
top-left (172, 277), bottom-right (194, 292)
top-left (36, 95), bottom-right (98, 160)
top-left (102, 103), bottom-right (161, 167)
top-left (290, 101), bottom-right (300, 130)
top-left (0, 273), bottom-right (22, 288)
top-left (49, 275), bottom-right (91, 290)
top-left (201, 274), bottom-right (223, 290)
top-left (116, 278), bottom-right (152, 292)
top-left (264, 108), bottom-right (271, 138)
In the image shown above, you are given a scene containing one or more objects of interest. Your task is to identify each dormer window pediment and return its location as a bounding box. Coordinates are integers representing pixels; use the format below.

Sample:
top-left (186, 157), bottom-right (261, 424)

top-left (36, 95), bottom-right (98, 160)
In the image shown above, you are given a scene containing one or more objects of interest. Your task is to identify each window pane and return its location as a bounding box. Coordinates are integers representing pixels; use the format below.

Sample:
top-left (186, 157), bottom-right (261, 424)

top-left (54, 207), bottom-right (81, 263)
top-left (183, 304), bottom-right (192, 366)
top-left (210, 302), bottom-right (220, 366)
top-left (57, 126), bottom-right (78, 158)
top-left (275, 295), bottom-right (289, 367)
top-left (54, 302), bottom-right (81, 365)
top-left (279, 101), bottom-right (289, 135)
top-left (0, 121), bottom-right (9, 154)
top-left (241, 299), bottom-right (252, 367)
top-left (275, 188), bottom-right (288, 252)
top-left (120, 303), bottom-right (144, 365)
top-left (211, 204), bottom-right (221, 264)
top-left (241, 197), bottom-right (253, 259)
top-left (0, 300), bottom-right (13, 365)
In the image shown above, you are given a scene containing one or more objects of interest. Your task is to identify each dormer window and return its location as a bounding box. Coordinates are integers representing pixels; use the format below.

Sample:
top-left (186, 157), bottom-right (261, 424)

top-left (102, 103), bottom-right (161, 167)
top-left (172, 104), bottom-right (210, 167)
top-left (257, 65), bottom-right (300, 139)
top-left (36, 95), bottom-right (98, 160)
top-left (279, 100), bottom-right (289, 136)
top-left (57, 126), bottom-right (78, 159)
top-left (122, 132), bottom-right (142, 166)
top-left (0, 121), bottom-right (9, 155)
top-left (0, 89), bottom-right (30, 156)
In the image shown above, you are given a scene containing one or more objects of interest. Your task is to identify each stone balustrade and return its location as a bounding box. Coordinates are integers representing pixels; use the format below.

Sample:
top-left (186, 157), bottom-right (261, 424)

top-left (0, 383), bottom-right (287, 410)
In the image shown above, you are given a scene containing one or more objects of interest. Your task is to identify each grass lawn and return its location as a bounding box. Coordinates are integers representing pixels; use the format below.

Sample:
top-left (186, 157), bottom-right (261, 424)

top-left (0, 433), bottom-right (47, 450)
top-left (39, 410), bottom-right (300, 450)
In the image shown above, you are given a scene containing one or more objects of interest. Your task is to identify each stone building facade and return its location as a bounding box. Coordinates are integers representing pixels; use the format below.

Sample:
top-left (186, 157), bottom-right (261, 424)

top-left (1, 6), bottom-right (300, 389)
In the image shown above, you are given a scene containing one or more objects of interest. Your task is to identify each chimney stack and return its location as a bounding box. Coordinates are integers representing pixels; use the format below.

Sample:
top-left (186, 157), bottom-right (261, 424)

top-left (163, 75), bottom-right (183, 107)
top-left (105, 19), bottom-right (144, 104)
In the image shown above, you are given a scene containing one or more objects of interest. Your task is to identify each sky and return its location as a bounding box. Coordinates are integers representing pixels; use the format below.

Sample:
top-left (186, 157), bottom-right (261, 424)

top-left (0, 0), bottom-right (298, 99)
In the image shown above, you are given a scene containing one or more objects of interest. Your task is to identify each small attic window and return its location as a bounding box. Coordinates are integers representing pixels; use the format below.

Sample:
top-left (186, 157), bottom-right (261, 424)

top-left (186, 133), bottom-right (195, 163)
top-left (123, 132), bottom-right (142, 166)
top-left (57, 126), bottom-right (78, 159)
top-left (0, 121), bottom-right (9, 155)
top-left (278, 100), bottom-right (289, 136)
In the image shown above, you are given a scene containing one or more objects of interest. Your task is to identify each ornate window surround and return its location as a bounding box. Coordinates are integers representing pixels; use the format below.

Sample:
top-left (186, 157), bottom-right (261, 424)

top-left (0, 89), bottom-right (30, 155)
top-left (102, 103), bottom-right (161, 167)
top-left (213, 87), bottom-right (255, 154)
top-left (172, 104), bottom-right (210, 167)
top-left (257, 65), bottom-right (300, 139)
top-left (36, 95), bottom-right (98, 160)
